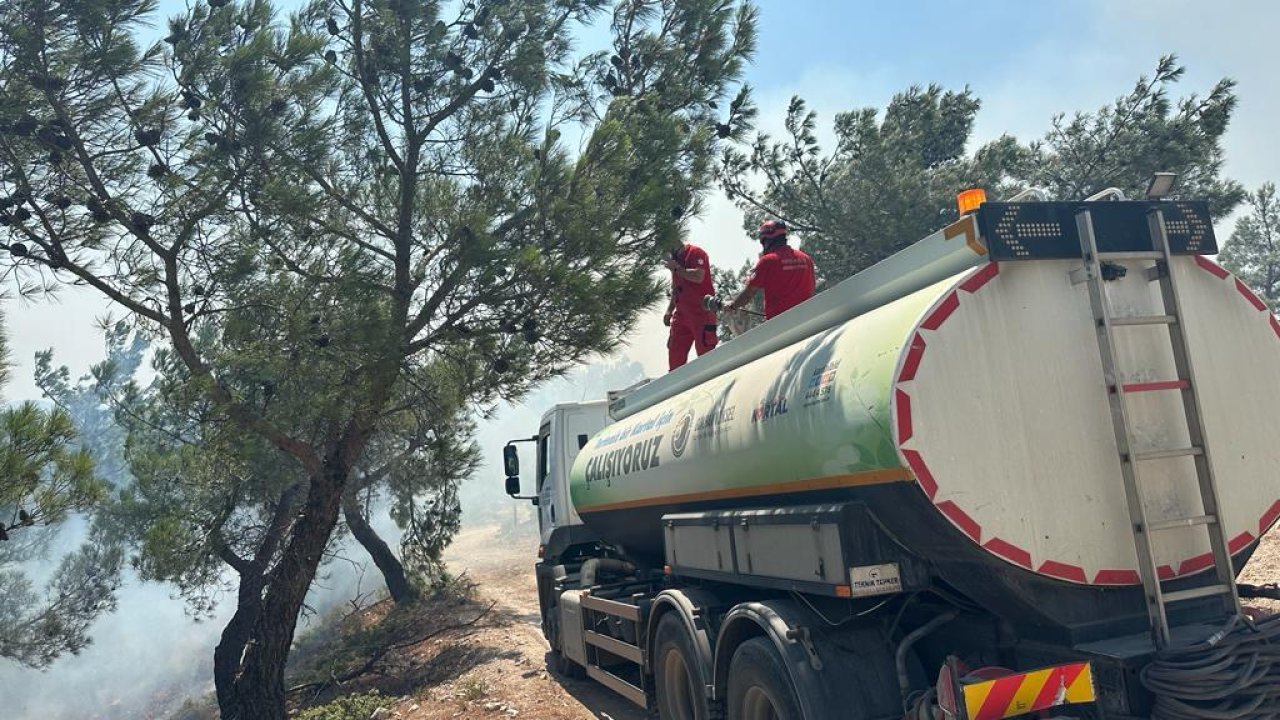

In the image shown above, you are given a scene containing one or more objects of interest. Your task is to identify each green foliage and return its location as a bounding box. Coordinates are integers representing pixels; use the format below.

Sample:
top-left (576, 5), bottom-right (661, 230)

top-left (0, 542), bottom-right (123, 668)
top-left (0, 313), bottom-right (119, 667)
top-left (0, 0), bottom-right (754, 708)
top-left (1017, 57), bottom-right (1243, 211)
top-left (294, 691), bottom-right (388, 720)
top-left (1220, 183), bottom-right (1280, 308)
top-left (722, 55), bottom-right (1245, 283)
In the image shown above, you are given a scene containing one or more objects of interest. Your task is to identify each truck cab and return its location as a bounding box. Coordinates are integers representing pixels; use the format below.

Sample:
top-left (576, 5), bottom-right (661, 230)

top-left (506, 400), bottom-right (610, 557)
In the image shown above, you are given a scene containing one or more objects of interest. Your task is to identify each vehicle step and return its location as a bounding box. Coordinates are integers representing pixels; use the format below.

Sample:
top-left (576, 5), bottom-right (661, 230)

top-left (585, 631), bottom-right (643, 664)
top-left (581, 594), bottom-right (641, 622)
top-left (586, 665), bottom-right (647, 707)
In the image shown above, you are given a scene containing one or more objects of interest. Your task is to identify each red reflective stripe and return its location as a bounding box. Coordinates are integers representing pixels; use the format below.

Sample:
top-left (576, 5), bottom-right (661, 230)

top-left (973, 675), bottom-right (1022, 720)
top-left (1229, 531), bottom-right (1256, 554)
top-left (1122, 380), bottom-right (1189, 393)
top-left (922, 292), bottom-right (960, 330)
top-left (1179, 553), bottom-right (1214, 575)
top-left (1094, 569), bottom-right (1140, 585)
top-left (1271, 315), bottom-right (1280, 341)
top-left (1195, 255), bottom-right (1229, 278)
top-left (1261, 499), bottom-right (1280, 535)
top-left (1031, 663), bottom-right (1088, 709)
top-left (984, 537), bottom-right (1032, 569)
top-left (1158, 564), bottom-right (1175, 580)
top-left (902, 449), bottom-right (938, 499)
top-left (896, 390), bottom-right (913, 443)
top-left (899, 333), bottom-right (927, 381)
top-left (938, 500), bottom-right (981, 543)
top-left (1038, 560), bottom-right (1087, 583)
top-left (1236, 279), bottom-right (1267, 311)
top-left (959, 262), bottom-right (1000, 293)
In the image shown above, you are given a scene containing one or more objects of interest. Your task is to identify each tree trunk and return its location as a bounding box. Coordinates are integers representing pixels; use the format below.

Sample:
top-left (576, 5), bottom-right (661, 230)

top-left (213, 484), bottom-right (302, 717)
top-left (343, 493), bottom-right (419, 604)
top-left (213, 578), bottom-right (263, 715)
top-left (226, 459), bottom-right (350, 720)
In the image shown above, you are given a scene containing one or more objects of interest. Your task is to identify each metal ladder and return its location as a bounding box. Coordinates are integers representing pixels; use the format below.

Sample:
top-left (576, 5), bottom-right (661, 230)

top-left (1075, 206), bottom-right (1242, 648)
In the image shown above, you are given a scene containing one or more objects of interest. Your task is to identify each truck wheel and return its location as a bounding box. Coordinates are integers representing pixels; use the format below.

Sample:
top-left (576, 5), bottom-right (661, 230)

top-left (551, 649), bottom-right (586, 679)
top-left (654, 614), bottom-right (710, 720)
top-left (726, 638), bottom-right (803, 720)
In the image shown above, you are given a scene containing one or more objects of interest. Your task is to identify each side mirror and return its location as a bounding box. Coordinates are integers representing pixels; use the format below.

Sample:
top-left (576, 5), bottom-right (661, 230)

top-left (505, 475), bottom-right (520, 497)
top-left (503, 444), bottom-right (520, 477)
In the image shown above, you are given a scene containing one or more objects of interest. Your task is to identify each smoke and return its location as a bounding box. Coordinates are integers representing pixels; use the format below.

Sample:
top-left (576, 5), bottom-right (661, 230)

top-left (460, 357), bottom-right (648, 531)
top-left (0, 349), bottom-right (649, 720)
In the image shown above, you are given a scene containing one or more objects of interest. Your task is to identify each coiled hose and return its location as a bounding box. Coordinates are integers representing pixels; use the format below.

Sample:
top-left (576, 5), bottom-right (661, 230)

top-left (1140, 612), bottom-right (1280, 719)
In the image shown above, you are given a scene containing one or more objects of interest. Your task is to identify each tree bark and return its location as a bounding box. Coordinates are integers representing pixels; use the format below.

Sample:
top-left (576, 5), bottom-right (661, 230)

top-left (343, 492), bottom-right (419, 604)
top-left (213, 576), bottom-right (264, 714)
top-left (225, 459), bottom-right (350, 720)
top-left (213, 483), bottom-right (302, 718)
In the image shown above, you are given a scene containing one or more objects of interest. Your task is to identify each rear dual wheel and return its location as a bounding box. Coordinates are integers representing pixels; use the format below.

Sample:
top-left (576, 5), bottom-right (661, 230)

top-left (726, 638), bottom-right (803, 720)
top-left (654, 614), bottom-right (709, 720)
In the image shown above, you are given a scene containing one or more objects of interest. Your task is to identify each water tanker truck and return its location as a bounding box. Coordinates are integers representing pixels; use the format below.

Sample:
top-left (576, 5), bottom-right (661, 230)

top-left (502, 188), bottom-right (1280, 719)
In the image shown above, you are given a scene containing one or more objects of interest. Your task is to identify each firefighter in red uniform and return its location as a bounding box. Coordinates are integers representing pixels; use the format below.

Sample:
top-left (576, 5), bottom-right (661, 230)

top-left (664, 238), bottom-right (718, 371)
top-left (727, 220), bottom-right (815, 320)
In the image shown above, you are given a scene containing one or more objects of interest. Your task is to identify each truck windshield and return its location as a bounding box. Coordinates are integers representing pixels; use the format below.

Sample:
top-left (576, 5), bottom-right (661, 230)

top-left (536, 423), bottom-right (551, 492)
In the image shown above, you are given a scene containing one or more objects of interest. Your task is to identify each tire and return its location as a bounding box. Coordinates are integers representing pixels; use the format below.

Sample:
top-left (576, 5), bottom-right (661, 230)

top-left (653, 613), bottom-right (710, 720)
top-left (551, 649), bottom-right (586, 679)
top-left (726, 637), bottom-right (804, 720)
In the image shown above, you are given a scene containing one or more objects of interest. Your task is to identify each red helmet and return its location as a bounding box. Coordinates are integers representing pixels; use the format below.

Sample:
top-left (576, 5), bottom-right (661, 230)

top-left (758, 219), bottom-right (788, 241)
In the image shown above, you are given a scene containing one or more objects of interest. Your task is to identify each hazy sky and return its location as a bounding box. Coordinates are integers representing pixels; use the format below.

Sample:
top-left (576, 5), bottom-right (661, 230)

top-left (5, 0), bottom-right (1278, 400)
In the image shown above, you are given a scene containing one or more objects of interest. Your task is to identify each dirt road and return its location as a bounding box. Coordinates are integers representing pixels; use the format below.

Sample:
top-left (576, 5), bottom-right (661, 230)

top-left (382, 523), bottom-right (648, 720)
top-left (381, 521), bottom-right (1278, 720)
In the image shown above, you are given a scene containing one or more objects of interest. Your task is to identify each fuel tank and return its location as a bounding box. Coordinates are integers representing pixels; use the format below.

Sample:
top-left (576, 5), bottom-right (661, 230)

top-left (569, 256), bottom-right (1280, 639)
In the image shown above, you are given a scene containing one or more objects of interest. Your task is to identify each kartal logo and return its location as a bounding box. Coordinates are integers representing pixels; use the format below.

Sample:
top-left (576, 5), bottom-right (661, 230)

top-left (750, 396), bottom-right (789, 423)
top-left (670, 410), bottom-right (694, 458)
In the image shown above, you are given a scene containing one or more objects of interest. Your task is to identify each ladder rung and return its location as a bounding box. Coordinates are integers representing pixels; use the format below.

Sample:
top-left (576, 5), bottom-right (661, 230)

top-left (1148, 514), bottom-right (1216, 531)
top-left (1162, 584), bottom-right (1233, 603)
top-left (1097, 251), bottom-right (1165, 261)
top-left (1133, 447), bottom-right (1203, 462)
top-left (1111, 315), bottom-right (1177, 326)
top-left (1120, 379), bottom-right (1190, 393)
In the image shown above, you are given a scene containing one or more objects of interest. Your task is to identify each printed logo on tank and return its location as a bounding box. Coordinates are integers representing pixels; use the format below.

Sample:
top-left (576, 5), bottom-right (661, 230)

top-left (670, 410), bottom-right (694, 458)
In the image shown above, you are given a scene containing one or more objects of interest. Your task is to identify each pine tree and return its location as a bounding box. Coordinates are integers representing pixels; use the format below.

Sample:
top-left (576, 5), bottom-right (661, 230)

top-left (0, 313), bottom-right (119, 668)
top-left (720, 56), bottom-right (1245, 283)
top-left (0, 0), bottom-right (756, 714)
top-left (1220, 183), bottom-right (1280, 308)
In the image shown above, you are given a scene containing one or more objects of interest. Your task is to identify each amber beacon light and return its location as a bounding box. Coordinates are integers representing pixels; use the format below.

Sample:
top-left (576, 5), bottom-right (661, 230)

top-left (956, 188), bottom-right (987, 215)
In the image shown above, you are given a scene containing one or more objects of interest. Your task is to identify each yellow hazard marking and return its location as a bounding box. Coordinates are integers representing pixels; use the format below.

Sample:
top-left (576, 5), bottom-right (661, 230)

top-left (1004, 668), bottom-right (1053, 715)
top-left (962, 679), bottom-right (994, 715)
top-left (1066, 664), bottom-right (1096, 702)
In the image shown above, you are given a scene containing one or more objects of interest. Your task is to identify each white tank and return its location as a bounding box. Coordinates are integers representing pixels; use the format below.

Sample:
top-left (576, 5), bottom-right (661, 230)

top-left (571, 254), bottom-right (1280, 588)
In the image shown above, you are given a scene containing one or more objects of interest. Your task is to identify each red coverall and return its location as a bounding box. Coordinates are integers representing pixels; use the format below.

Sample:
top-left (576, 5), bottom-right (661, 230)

top-left (667, 244), bottom-right (718, 370)
top-left (747, 243), bottom-right (816, 319)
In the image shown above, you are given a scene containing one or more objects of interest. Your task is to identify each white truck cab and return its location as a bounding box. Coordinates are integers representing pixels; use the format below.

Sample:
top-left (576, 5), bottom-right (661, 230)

top-left (505, 400), bottom-right (610, 550)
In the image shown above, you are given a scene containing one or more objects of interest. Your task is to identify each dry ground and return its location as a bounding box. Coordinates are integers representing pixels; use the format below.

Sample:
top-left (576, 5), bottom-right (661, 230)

top-left (285, 522), bottom-right (647, 720)
top-left (294, 522), bottom-right (1279, 720)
